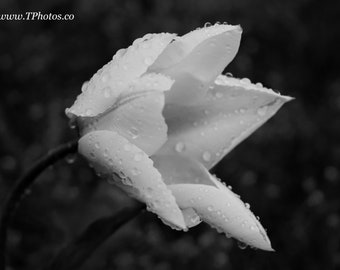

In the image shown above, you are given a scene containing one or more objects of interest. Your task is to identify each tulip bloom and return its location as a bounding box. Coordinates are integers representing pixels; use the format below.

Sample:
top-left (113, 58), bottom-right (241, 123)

top-left (66, 23), bottom-right (292, 251)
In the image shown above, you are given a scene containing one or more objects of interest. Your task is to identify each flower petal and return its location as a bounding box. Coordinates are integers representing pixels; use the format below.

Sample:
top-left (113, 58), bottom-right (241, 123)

top-left (66, 33), bottom-right (176, 119)
top-left (168, 183), bottom-right (273, 251)
top-left (78, 74), bottom-right (173, 155)
top-left (152, 154), bottom-right (217, 186)
top-left (78, 130), bottom-right (186, 230)
top-left (182, 208), bottom-right (202, 228)
top-left (158, 75), bottom-right (293, 169)
top-left (149, 23), bottom-right (242, 105)
top-left (153, 154), bottom-right (217, 228)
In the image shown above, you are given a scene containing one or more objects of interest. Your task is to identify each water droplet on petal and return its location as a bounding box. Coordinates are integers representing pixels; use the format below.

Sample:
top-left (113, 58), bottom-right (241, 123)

top-left (257, 106), bottom-right (268, 116)
top-left (215, 91), bottom-right (223, 98)
top-left (122, 177), bottom-right (133, 186)
top-left (241, 78), bottom-right (251, 84)
top-left (144, 57), bottom-right (153, 65)
top-left (81, 82), bottom-right (89, 92)
top-left (207, 205), bottom-right (214, 212)
top-left (108, 158), bottom-right (114, 166)
top-left (245, 203), bottom-right (250, 209)
top-left (203, 151), bottom-right (211, 162)
top-left (191, 215), bottom-right (201, 224)
top-left (94, 142), bottom-right (100, 149)
top-left (85, 109), bottom-right (92, 116)
top-left (175, 142), bottom-right (185, 153)
top-left (132, 168), bottom-right (141, 176)
top-left (129, 127), bottom-right (139, 139)
top-left (103, 87), bottom-right (111, 98)
top-left (134, 152), bottom-right (143, 162)
top-left (124, 144), bottom-right (131, 151)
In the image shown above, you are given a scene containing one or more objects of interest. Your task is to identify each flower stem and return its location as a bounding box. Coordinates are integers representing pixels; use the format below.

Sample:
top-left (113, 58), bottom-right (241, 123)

top-left (47, 203), bottom-right (144, 270)
top-left (0, 140), bottom-right (78, 270)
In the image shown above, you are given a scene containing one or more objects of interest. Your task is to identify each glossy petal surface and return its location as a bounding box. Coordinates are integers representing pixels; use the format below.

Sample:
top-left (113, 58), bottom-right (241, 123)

top-left (66, 33), bottom-right (175, 119)
top-left (169, 183), bottom-right (273, 251)
top-left (158, 75), bottom-right (293, 169)
top-left (79, 73), bottom-right (173, 155)
top-left (149, 24), bottom-right (242, 105)
top-left (78, 130), bottom-right (186, 230)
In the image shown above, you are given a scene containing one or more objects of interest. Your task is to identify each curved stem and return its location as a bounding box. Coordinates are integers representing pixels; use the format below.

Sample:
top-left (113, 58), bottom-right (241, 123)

top-left (0, 140), bottom-right (78, 270)
top-left (48, 203), bottom-right (144, 270)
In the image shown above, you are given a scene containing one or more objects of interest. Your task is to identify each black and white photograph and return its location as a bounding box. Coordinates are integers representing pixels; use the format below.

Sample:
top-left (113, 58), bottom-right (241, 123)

top-left (0, 0), bottom-right (339, 269)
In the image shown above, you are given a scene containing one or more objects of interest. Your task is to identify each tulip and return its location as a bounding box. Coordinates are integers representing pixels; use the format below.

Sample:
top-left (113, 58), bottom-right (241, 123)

top-left (66, 23), bottom-right (292, 251)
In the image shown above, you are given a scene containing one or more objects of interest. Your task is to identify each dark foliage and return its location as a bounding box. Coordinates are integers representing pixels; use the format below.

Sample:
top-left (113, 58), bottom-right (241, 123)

top-left (0, 0), bottom-right (339, 269)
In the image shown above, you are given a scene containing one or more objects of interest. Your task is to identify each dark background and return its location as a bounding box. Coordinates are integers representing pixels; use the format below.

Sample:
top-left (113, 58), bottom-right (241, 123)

top-left (1, 0), bottom-right (340, 269)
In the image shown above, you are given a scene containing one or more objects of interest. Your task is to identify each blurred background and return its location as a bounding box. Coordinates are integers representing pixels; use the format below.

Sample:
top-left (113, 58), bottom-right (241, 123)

top-left (0, 0), bottom-right (339, 269)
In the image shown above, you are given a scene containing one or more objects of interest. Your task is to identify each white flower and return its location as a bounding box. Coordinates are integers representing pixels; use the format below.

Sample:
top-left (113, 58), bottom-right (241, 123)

top-left (66, 23), bottom-right (292, 251)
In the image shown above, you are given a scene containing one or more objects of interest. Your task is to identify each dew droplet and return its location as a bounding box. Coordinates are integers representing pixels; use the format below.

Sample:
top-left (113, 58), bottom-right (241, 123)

top-left (241, 78), bottom-right (251, 84)
top-left (134, 152), bottom-right (143, 162)
top-left (144, 57), bottom-right (153, 65)
top-left (108, 158), bottom-right (114, 166)
top-left (191, 215), bottom-right (201, 223)
top-left (203, 151), bottom-right (211, 162)
top-left (204, 22), bottom-right (212, 27)
top-left (237, 241), bottom-right (248, 250)
top-left (94, 142), bottom-right (100, 149)
top-left (85, 109), bottom-right (92, 116)
top-left (68, 119), bottom-right (76, 129)
top-left (65, 154), bottom-right (77, 164)
top-left (257, 106), bottom-right (268, 116)
top-left (129, 127), bottom-right (139, 139)
top-left (250, 225), bottom-right (257, 231)
top-left (175, 142), bottom-right (185, 153)
top-left (245, 203), bottom-right (250, 209)
top-left (122, 177), bottom-right (133, 186)
top-left (124, 144), bottom-right (131, 151)
top-left (103, 87), bottom-right (111, 98)
top-left (207, 205), bottom-right (214, 212)
top-left (81, 82), bottom-right (89, 92)
top-left (215, 91), bottom-right (223, 98)
top-left (131, 168), bottom-right (141, 176)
